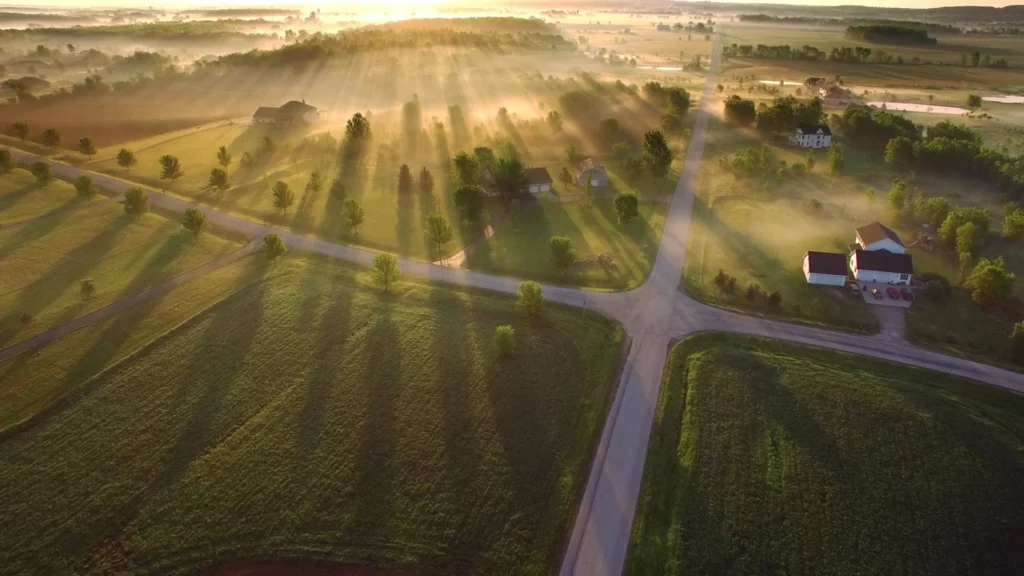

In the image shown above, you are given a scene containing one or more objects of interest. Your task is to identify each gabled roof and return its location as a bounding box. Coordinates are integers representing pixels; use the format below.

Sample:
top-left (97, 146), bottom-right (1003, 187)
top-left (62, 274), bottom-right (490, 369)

top-left (253, 106), bottom-right (282, 119)
top-left (796, 123), bottom-right (832, 136)
top-left (854, 249), bottom-right (914, 275)
top-left (856, 222), bottom-right (905, 248)
top-left (279, 100), bottom-right (317, 114)
top-left (524, 167), bottom-right (553, 186)
top-left (805, 251), bottom-right (848, 276)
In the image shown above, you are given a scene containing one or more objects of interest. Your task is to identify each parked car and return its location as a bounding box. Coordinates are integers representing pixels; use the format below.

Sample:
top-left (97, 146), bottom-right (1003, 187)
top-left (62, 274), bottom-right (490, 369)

top-left (848, 283), bottom-right (861, 296)
top-left (886, 286), bottom-right (900, 300)
top-left (871, 288), bottom-right (882, 300)
top-left (901, 288), bottom-right (914, 301)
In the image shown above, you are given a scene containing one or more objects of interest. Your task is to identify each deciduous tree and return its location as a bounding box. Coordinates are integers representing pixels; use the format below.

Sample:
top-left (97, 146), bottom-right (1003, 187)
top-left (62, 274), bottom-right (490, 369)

top-left (41, 128), bottom-right (61, 149)
top-left (614, 191), bottom-right (640, 226)
top-left (182, 207), bottom-right (207, 237)
top-left (419, 166), bottom-right (434, 195)
top-left (642, 130), bottom-right (673, 178)
top-left (425, 213), bottom-right (453, 259)
top-left (11, 122), bottom-right (29, 140)
top-left (453, 184), bottom-right (484, 222)
top-left (207, 167), bottom-right (230, 193)
top-left (0, 149), bottom-right (11, 174)
top-left (74, 175), bottom-right (97, 198)
top-left (123, 187), bottom-right (149, 218)
top-left (372, 252), bottom-right (400, 292)
top-left (965, 257), bottom-right (1014, 306)
top-left (827, 142), bottom-right (845, 175)
top-left (517, 281), bottom-right (543, 316)
top-left (262, 233), bottom-right (286, 262)
top-left (549, 235), bottom-right (577, 272)
top-left (29, 161), bottom-right (51, 183)
top-left (77, 137), bottom-right (97, 159)
top-left (343, 198), bottom-right (365, 236)
top-left (116, 148), bottom-right (137, 171)
top-left (159, 154), bottom-right (183, 185)
top-left (272, 181), bottom-right (295, 213)
top-left (453, 151), bottom-right (480, 186)
top-left (494, 325), bottom-right (515, 356)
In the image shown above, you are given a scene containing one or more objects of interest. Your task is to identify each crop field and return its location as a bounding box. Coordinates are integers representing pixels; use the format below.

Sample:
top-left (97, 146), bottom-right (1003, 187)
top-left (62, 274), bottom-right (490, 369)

top-left (0, 166), bottom-right (103, 225)
top-left (0, 256), bottom-right (624, 575)
top-left (0, 200), bottom-right (240, 348)
top-left (627, 334), bottom-right (1024, 576)
top-left (685, 111), bottom-right (1024, 358)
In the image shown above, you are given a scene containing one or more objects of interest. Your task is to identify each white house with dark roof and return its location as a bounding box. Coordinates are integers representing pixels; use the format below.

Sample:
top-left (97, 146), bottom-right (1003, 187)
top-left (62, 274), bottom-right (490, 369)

top-left (803, 251), bottom-right (848, 286)
top-left (851, 249), bottom-right (914, 285)
top-left (789, 123), bottom-right (832, 149)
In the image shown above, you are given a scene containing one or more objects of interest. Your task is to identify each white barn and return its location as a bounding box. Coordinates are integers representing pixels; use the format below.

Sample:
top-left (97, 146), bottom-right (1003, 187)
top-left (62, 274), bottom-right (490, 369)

top-left (789, 123), bottom-right (832, 149)
top-left (803, 251), bottom-right (848, 286)
top-left (854, 222), bottom-right (907, 254)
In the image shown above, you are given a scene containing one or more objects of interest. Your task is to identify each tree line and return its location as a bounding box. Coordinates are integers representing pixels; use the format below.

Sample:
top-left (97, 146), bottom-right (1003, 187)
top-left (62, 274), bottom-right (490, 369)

top-left (722, 42), bottom-right (1010, 67)
top-left (844, 25), bottom-right (937, 45)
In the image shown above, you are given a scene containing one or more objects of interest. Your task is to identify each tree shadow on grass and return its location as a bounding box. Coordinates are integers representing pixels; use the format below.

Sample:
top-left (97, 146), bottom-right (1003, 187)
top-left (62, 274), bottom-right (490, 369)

top-left (0, 181), bottom-right (44, 214)
top-left (0, 215), bottom-right (135, 346)
top-left (396, 189), bottom-right (414, 257)
top-left (0, 194), bottom-right (85, 261)
top-left (348, 306), bottom-right (401, 551)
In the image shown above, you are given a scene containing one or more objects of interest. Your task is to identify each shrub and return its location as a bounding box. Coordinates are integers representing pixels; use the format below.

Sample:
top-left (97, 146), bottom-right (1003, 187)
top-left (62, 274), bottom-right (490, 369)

top-left (768, 291), bottom-right (782, 307)
top-left (1011, 322), bottom-right (1024, 364)
top-left (494, 325), bottom-right (515, 356)
top-left (29, 161), bottom-right (51, 183)
top-left (744, 283), bottom-right (762, 301)
top-left (549, 235), bottom-right (576, 272)
top-left (517, 281), bottom-right (543, 316)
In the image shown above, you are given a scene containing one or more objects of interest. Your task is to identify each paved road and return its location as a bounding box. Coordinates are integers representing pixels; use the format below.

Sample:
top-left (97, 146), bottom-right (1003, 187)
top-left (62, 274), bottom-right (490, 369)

top-left (6, 32), bottom-right (1024, 576)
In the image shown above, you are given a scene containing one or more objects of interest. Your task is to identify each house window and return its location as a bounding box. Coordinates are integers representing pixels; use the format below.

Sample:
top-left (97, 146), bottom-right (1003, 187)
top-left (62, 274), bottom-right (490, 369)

top-left (900, 274), bottom-right (909, 281)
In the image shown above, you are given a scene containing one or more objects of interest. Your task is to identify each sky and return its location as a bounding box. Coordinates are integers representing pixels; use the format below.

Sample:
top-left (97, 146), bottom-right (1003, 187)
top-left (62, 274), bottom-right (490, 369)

top-left (0, 0), bottom-right (1013, 8)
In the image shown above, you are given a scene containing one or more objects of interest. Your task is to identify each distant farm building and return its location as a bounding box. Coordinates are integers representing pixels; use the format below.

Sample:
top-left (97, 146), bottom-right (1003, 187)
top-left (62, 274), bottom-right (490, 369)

top-left (803, 251), bottom-right (848, 286)
top-left (577, 159), bottom-right (609, 188)
top-left (252, 100), bottom-right (320, 127)
top-left (789, 123), bottom-right (832, 149)
top-left (524, 167), bottom-right (553, 194)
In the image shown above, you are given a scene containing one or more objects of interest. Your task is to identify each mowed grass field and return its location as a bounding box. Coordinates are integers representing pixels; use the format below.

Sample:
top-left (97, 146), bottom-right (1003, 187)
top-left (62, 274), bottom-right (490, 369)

top-left (79, 112), bottom-right (688, 288)
top-left (627, 334), bottom-right (1024, 576)
top-left (0, 199), bottom-right (241, 348)
top-left (0, 167), bottom-right (104, 225)
top-left (0, 256), bottom-right (625, 575)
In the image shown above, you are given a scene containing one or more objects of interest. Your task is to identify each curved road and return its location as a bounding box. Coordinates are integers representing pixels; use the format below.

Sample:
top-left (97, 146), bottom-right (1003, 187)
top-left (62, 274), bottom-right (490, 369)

top-left (5, 33), bottom-right (1024, 576)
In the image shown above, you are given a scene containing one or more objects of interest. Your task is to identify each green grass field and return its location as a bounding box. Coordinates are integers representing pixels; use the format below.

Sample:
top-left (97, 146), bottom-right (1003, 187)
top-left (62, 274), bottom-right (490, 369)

top-left (0, 201), bottom-right (240, 348)
top-left (0, 167), bottom-right (104, 225)
top-left (472, 196), bottom-right (667, 290)
top-left (627, 334), bottom-right (1024, 576)
top-left (0, 256), bottom-right (624, 575)
top-left (685, 111), bottom-right (1024, 356)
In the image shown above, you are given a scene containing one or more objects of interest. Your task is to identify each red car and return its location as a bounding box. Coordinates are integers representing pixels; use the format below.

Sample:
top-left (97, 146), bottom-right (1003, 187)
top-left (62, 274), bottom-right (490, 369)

top-left (886, 286), bottom-right (900, 300)
top-left (901, 288), bottom-right (914, 301)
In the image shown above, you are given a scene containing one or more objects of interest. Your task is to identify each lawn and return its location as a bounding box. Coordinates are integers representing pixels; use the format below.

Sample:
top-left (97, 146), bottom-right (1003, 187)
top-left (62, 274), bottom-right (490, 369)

top-left (0, 166), bottom-right (103, 225)
top-left (0, 256), bottom-right (625, 575)
top-left (0, 201), bottom-right (241, 348)
top-left (685, 111), bottom-right (1024, 350)
top-left (471, 196), bottom-right (668, 289)
top-left (627, 334), bottom-right (1024, 576)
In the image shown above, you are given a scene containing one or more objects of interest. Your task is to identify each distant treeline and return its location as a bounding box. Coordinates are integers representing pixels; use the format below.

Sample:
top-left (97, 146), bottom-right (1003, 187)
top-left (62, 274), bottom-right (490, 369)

top-left (0, 12), bottom-right (94, 22)
top-left (738, 14), bottom-right (960, 34)
top-left (365, 17), bottom-right (558, 35)
top-left (215, 25), bottom-right (574, 68)
top-left (182, 8), bottom-right (302, 18)
top-left (723, 42), bottom-right (1009, 67)
top-left (844, 25), bottom-right (937, 45)
top-left (0, 20), bottom-right (266, 40)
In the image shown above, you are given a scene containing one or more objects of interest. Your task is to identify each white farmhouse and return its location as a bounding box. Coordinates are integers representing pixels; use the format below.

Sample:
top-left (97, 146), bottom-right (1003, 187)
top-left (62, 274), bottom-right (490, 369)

top-left (803, 251), bottom-right (848, 286)
top-left (854, 222), bottom-right (907, 254)
top-left (789, 123), bottom-right (832, 149)
top-left (851, 249), bottom-right (914, 285)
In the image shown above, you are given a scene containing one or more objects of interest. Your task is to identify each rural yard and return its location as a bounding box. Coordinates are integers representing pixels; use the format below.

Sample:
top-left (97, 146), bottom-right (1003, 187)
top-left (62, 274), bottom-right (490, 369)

top-left (2, 4), bottom-right (1024, 576)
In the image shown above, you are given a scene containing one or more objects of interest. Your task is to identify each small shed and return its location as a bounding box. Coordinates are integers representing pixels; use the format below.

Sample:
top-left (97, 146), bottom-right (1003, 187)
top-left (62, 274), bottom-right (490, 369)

top-left (523, 167), bottom-right (553, 194)
top-left (803, 251), bottom-right (848, 286)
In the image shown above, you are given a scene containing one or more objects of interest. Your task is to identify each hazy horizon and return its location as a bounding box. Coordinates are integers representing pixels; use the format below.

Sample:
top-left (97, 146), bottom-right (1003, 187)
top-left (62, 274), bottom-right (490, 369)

top-left (0, 0), bottom-right (1015, 11)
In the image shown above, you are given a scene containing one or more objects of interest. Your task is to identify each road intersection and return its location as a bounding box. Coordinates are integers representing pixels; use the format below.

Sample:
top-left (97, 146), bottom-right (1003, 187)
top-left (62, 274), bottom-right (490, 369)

top-left (4, 32), bottom-right (1024, 576)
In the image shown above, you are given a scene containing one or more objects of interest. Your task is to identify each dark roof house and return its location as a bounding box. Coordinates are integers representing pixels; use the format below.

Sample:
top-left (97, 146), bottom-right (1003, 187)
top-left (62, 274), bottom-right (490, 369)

top-left (796, 123), bottom-right (832, 136)
top-left (853, 249), bottom-right (914, 275)
top-left (804, 251), bottom-right (849, 276)
top-left (524, 167), bottom-right (553, 186)
top-left (252, 100), bottom-right (319, 126)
